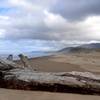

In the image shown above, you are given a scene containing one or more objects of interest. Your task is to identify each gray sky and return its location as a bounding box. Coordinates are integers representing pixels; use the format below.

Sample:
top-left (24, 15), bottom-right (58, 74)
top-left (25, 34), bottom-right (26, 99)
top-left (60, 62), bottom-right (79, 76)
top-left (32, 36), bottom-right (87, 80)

top-left (0, 0), bottom-right (100, 53)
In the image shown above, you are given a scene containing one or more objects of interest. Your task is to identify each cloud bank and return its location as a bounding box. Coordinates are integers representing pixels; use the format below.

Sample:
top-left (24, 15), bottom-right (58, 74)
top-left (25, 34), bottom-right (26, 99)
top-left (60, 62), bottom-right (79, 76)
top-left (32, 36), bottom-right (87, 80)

top-left (0, 0), bottom-right (100, 53)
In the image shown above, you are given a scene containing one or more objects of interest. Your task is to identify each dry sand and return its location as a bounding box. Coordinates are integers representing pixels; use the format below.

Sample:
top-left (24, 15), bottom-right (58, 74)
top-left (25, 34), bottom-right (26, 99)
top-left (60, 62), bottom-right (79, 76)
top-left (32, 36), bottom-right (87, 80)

top-left (0, 88), bottom-right (100, 100)
top-left (16, 51), bottom-right (100, 73)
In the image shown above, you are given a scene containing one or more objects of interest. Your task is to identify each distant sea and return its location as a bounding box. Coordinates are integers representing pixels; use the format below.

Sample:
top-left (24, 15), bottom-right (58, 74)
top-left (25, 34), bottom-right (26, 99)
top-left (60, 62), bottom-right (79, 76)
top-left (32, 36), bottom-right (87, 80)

top-left (0, 51), bottom-right (53, 60)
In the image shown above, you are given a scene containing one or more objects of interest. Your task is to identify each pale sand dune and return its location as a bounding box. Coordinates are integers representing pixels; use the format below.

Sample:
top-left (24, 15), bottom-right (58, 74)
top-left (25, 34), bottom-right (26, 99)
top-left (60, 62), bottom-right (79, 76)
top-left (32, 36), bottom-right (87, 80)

top-left (0, 88), bottom-right (100, 100)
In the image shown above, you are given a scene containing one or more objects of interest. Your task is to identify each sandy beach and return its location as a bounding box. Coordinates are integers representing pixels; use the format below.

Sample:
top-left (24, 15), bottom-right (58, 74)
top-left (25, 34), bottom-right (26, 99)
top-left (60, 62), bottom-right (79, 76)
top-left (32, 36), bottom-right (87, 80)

top-left (0, 0), bottom-right (100, 99)
top-left (0, 88), bottom-right (100, 100)
top-left (16, 52), bottom-right (100, 74)
top-left (1, 51), bottom-right (100, 99)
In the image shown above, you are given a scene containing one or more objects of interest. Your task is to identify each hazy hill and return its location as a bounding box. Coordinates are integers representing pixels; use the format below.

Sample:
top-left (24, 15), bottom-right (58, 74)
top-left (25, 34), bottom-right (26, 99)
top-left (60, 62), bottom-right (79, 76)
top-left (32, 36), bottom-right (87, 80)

top-left (58, 43), bottom-right (100, 53)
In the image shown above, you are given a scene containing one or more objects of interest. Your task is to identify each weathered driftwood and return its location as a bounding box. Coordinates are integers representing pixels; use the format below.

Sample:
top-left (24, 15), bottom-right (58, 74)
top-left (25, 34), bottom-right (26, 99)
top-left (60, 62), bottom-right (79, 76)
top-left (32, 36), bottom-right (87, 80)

top-left (7, 55), bottom-right (13, 61)
top-left (0, 59), bottom-right (20, 70)
top-left (0, 59), bottom-right (100, 95)
top-left (18, 54), bottom-right (29, 67)
top-left (18, 54), bottom-right (34, 70)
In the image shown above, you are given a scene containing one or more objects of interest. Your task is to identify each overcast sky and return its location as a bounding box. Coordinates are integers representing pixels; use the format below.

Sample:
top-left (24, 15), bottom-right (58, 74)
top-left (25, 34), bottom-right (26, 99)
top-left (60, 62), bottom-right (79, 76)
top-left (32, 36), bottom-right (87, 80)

top-left (0, 0), bottom-right (100, 54)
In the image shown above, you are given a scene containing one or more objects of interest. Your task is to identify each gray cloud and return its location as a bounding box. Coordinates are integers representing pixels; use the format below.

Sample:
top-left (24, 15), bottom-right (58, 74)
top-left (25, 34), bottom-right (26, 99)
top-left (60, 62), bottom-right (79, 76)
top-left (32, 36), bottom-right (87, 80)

top-left (0, 0), bottom-right (100, 42)
top-left (51, 0), bottom-right (100, 20)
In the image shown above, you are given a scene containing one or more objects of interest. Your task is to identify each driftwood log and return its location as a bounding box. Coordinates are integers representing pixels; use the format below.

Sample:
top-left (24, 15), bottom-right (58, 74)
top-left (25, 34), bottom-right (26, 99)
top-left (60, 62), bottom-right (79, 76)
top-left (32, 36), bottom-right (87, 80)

top-left (7, 54), bottom-right (13, 61)
top-left (18, 54), bottom-right (34, 70)
top-left (18, 54), bottom-right (30, 68)
top-left (0, 59), bottom-right (100, 95)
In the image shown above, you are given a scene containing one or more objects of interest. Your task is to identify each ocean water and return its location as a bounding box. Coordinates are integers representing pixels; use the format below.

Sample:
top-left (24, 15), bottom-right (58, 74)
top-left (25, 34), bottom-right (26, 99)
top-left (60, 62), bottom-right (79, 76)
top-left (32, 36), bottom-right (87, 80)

top-left (24, 52), bottom-right (51, 58)
top-left (0, 51), bottom-right (52, 60)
